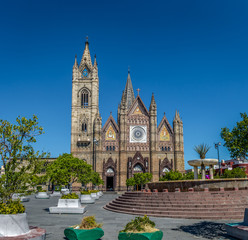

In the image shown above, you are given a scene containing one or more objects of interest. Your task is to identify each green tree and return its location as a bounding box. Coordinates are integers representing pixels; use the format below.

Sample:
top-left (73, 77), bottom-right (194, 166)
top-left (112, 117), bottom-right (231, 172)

top-left (90, 171), bottom-right (104, 187)
top-left (194, 143), bottom-right (211, 159)
top-left (46, 153), bottom-right (92, 191)
top-left (126, 177), bottom-right (135, 191)
top-left (0, 115), bottom-right (48, 202)
top-left (222, 168), bottom-right (246, 179)
top-left (133, 173), bottom-right (153, 190)
top-left (159, 170), bottom-right (183, 181)
top-left (221, 113), bottom-right (248, 159)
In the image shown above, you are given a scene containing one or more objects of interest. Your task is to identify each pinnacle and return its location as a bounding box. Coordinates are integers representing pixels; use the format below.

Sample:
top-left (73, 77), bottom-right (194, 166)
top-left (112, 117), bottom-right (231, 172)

top-left (123, 70), bottom-right (135, 109)
top-left (80, 40), bottom-right (92, 68)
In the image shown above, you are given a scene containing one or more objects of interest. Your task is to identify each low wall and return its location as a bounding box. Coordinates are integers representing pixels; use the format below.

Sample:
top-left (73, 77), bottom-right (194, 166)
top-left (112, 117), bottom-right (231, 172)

top-left (148, 178), bottom-right (248, 192)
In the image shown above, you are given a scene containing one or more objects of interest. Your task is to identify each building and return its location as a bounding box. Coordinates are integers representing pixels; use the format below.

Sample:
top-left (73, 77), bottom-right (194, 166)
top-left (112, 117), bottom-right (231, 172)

top-left (71, 40), bottom-right (185, 191)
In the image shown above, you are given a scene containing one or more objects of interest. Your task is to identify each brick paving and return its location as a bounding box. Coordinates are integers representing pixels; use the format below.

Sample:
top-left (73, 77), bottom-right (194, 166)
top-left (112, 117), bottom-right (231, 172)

top-left (23, 193), bottom-right (237, 240)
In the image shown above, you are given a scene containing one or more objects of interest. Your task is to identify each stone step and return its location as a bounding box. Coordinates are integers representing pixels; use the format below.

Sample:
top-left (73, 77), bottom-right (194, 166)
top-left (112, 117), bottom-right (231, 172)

top-left (104, 205), bottom-right (244, 220)
top-left (110, 201), bottom-right (248, 210)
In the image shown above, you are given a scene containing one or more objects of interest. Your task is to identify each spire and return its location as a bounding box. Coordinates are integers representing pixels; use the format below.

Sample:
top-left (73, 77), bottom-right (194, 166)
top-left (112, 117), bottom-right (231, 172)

top-left (73, 54), bottom-right (78, 69)
top-left (80, 37), bottom-right (92, 68)
top-left (94, 54), bottom-right (97, 68)
top-left (174, 110), bottom-right (181, 122)
top-left (123, 69), bottom-right (135, 109)
top-left (149, 93), bottom-right (157, 112)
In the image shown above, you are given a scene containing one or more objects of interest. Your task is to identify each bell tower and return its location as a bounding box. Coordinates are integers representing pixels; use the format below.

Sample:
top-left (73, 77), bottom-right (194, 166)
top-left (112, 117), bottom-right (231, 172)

top-left (71, 39), bottom-right (101, 166)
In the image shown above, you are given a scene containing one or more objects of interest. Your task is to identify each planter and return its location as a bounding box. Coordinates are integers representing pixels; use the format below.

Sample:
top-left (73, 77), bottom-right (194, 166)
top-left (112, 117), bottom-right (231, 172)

top-left (80, 194), bottom-right (95, 204)
top-left (61, 188), bottom-right (70, 195)
top-left (12, 193), bottom-right (30, 202)
top-left (118, 231), bottom-right (163, 240)
top-left (0, 213), bottom-right (29, 236)
top-left (64, 227), bottom-right (104, 240)
top-left (35, 192), bottom-right (50, 199)
top-left (0, 213), bottom-right (46, 239)
top-left (90, 193), bottom-right (99, 200)
top-left (96, 192), bottom-right (101, 198)
top-left (49, 199), bottom-right (86, 214)
top-left (50, 191), bottom-right (62, 197)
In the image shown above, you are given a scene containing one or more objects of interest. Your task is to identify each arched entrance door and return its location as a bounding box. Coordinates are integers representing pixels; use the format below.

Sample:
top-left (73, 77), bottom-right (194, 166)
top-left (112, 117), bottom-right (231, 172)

top-left (103, 158), bottom-right (117, 191)
top-left (106, 167), bottom-right (114, 191)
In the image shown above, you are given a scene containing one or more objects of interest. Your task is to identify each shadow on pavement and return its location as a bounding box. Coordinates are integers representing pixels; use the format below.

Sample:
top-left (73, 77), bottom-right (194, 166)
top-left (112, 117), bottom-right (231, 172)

top-left (171, 221), bottom-right (236, 239)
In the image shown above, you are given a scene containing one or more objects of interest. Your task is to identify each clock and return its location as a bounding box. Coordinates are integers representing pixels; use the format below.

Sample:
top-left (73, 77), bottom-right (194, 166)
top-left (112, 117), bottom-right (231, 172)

top-left (130, 126), bottom-right (147, 143)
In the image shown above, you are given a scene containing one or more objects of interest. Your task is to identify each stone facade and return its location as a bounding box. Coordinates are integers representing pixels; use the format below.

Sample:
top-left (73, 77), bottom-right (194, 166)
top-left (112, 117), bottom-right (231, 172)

top-left (71, 41), bottom-right (185, 191)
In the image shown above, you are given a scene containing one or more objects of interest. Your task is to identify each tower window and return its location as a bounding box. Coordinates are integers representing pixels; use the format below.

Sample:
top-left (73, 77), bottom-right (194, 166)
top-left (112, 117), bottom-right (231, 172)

top-left (82, 123), bottom-right (87, 132)
top-left (168, 147), bottom-right (171, 151)
top-left (81, 90), bottom-right (89, 108)
top-left (113, 146), bottom-right (115, 151)
top-left (161, 147), bottom-right (164, 151)
top-left (106, 146), bottom-right (108, 151)
top-left (164, 146), bottom-right (167, 151)
top-left (109, 146), bottom-right (112, 151)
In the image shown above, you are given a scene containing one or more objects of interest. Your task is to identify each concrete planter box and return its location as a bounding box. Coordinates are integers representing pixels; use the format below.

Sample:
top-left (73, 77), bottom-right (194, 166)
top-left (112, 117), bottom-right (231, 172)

top-left (50, 191), bottom-right (62, 197)
top-left (49, 199), bottom-right (86, 214)
top-left (118, 231), bottom-right (163, 240)
top-left (225, 208), bottom-right (248, 240)
top-left (91, 193), bottom-right (99, 200)
top-left (35, 192), bottom-right (50, 199)
top-left (0, 213), bottom-right (30, 236)
top-left (64, 227), bottom-right (104, 240)
top-left (99, 191), bottom-right (103, 196)
top-left (80, 194), bottom-right (95, 204)
top-left (12, 193), bottom-right (30, 202)
top-left (61, 188), bottom-right (70, 195)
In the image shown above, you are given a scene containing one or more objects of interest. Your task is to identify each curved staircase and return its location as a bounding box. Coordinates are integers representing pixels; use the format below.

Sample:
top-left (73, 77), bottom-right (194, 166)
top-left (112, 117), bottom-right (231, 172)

top-left (104, 190), bottom-right (248, 219)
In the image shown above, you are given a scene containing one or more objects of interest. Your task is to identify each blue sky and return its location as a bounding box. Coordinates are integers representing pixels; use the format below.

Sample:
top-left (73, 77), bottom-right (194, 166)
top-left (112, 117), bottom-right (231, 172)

top-left (0, 0), bottom-right (247, 169)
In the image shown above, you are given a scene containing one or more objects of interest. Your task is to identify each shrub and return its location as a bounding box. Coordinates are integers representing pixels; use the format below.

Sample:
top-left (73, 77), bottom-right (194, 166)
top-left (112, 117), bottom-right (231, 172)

top-left (89, 190), bottom-right (99, 193)
top-left (36, 186), bottom-right (42, 192)
top-left (54, 186), bottom-right (62, 191)
top-left (222, 168), bottom-right (246, 178)
top-left (38, 190), bottom-right (47, 192)
top-left (0, 200), bottom-right (25, 214)
top-left (61, 193), bottom-right (79, 199)
top-left (159, 171), bottom-right (183, 181)
top-left (76, 216), bottom-right (102, 229)
top-left (81, 191), bottom-right (91, 195)
top-left (120, 215), bottom-right (158, 233)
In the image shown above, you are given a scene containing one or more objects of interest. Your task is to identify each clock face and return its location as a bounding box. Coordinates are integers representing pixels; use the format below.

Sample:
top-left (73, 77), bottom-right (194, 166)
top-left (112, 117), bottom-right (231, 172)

top-left (130, 126), bottom-right (147, 143)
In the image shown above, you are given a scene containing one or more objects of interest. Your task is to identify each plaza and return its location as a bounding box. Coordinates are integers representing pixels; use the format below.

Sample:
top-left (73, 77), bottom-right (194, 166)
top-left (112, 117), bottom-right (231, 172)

top-left (23, 193), bottom-right (236, 240)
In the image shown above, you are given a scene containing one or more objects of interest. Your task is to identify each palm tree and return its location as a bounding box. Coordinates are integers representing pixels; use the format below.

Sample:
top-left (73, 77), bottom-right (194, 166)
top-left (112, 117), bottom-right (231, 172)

top-left (194, 143), bottom-right (211, 159)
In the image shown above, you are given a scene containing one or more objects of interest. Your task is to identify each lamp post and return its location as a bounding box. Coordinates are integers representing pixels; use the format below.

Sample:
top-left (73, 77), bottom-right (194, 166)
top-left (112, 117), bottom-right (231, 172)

top-left (215, 142), bottom-right (221, 176)
top-left (93, 138), bottom-right (99, 172)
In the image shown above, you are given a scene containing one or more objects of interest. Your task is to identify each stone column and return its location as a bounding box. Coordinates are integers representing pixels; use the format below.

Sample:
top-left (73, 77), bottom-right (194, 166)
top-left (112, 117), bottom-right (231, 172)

top-left (201, 164), bottom-right (206, 180)
top-left (209, 165), bottom-right (214, 179)
top-left (194, 166), bottom-right (198, 179)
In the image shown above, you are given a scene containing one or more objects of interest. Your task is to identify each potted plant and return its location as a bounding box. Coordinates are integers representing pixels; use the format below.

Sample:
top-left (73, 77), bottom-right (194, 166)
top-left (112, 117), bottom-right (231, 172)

top-left (80, 190), bottom-right (95, 204)
top-left (35, 186), bottom-right (50, 199)
top-left (51, 185), bottom-right (62, 197)
top-left (90, 190), bottom-right (100, 200)
top-left (64, 216), bottom-right (104, 240)
top-left (0, 115), bottom-right (47, 238)
top-left (118, 215), bottom-right (163, 240)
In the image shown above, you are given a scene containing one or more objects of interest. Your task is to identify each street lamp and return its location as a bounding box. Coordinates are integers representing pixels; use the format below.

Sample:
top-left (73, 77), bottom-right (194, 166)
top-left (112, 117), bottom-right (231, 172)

top-left (93, 138), bottom-right (99, 172)
top-left (215, 142), bottom-right (221, 176)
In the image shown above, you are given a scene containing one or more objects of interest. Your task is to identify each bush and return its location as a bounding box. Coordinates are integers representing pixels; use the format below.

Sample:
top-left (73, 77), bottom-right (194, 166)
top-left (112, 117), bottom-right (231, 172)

top-left (36, 186), bottom-right (42, 192)
top-left (0, 200), bottom-right (25, 214)
top-left (120, 215), bottom-right (158, 233)
top-left (89, 190), bottom-right (99, 193)
top-left (81, 191), bottom-right (91, 195)
top-left (61, 193), bottom-right (79, 199)
top-left (159, 171), bottom-right (183, 181)
top-left (38, 190), bottom-right (47, 192)
top-left (222, 168), bottom-right (247, 178)
top-left (76, 216), bottom-right (102, 229)
top-left (54, 186), bottom-right (62, 191)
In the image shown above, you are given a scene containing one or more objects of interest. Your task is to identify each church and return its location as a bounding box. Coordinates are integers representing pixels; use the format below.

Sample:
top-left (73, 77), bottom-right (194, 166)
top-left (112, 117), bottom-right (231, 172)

top-left (71, 40), bottom-right (185, 191)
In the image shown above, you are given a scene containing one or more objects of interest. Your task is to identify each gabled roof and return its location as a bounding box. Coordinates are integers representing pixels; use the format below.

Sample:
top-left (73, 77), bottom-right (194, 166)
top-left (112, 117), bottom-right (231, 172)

top-left (158, 113), bottom-right (173, 134)
top-left (102, 113), bottom-right (119, 133)
top-left (127, 95), bottom-right (149, 117)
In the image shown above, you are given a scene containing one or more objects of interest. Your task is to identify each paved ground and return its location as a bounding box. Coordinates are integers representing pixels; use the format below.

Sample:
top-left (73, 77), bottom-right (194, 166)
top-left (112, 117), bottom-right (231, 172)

top-left (23, 193), bottom-right (237, 240)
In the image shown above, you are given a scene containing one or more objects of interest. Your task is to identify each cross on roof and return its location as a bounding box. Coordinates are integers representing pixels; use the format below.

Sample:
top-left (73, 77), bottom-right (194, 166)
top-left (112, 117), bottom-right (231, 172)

top-left (86, 36), bottom-right (89, 42)
top-left (137, 88), bottom-right (140, 95)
